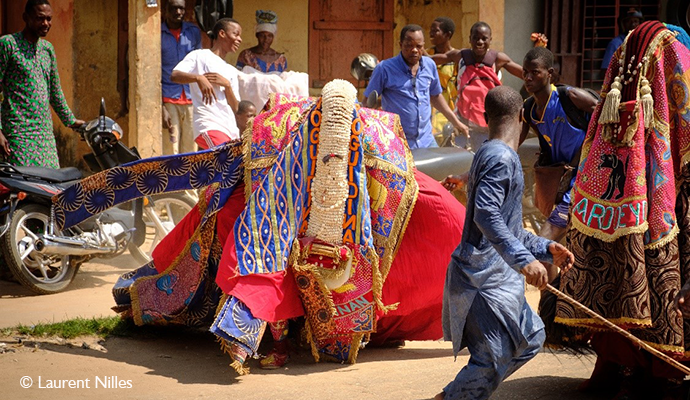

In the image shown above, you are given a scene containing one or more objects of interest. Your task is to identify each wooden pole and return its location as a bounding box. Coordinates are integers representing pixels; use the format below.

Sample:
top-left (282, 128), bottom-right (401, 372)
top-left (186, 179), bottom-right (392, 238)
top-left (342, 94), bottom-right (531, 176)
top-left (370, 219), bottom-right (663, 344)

top-left (545, 283), bottom-right (690, 376)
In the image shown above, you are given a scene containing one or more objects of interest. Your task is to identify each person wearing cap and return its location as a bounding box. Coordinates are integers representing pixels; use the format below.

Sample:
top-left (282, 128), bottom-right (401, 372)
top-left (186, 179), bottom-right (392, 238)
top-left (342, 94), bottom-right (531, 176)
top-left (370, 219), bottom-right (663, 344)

top-left (236, 10), bottom-right (287, 73)
top-left (600, 8), bottom-right (643, 70)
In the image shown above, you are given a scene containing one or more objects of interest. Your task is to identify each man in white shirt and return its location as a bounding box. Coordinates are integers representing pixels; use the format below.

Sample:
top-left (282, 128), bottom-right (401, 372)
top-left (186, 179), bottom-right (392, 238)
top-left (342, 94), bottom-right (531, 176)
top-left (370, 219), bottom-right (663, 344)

top-left (171, 18), bottom-right (243, 149)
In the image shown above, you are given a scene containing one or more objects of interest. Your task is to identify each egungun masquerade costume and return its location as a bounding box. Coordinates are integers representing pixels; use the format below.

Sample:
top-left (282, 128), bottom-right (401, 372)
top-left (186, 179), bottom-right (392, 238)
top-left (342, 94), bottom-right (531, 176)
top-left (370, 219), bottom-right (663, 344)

top-left (552, 21), bottom-right (690, 379)
top-left (52, 80), bottom-right (465, 373)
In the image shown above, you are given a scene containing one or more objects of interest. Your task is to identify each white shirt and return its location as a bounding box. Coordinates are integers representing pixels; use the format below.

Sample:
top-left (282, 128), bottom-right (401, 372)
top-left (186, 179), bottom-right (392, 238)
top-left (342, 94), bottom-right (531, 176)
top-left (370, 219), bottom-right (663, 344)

top-left (173, 49), bottom-right (241, 140)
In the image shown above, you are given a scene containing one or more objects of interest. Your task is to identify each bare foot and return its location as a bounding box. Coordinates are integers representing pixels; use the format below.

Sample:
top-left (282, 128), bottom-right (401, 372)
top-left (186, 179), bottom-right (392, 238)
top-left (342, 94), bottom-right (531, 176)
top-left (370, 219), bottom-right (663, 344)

top-left (433, 392), bottom-right (445, 400)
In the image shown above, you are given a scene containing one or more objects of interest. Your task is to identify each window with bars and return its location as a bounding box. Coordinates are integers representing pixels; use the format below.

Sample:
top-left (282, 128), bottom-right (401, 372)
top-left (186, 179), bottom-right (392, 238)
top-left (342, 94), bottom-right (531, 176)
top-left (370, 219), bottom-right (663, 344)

top-left (581, 0), bottom-right (660, 89)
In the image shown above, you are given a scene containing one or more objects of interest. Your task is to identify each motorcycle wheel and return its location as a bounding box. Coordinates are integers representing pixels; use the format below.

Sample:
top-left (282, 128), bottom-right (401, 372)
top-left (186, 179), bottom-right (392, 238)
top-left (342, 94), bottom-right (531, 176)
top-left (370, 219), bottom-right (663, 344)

top-left (128, 193), bottom-right (196, 265)
top-left (0, 203), bottom-right (78, 294)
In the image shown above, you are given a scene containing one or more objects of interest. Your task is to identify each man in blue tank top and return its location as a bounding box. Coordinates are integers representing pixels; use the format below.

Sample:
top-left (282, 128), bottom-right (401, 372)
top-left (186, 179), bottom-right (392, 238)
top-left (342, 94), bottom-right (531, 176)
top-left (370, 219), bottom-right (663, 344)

top-left (520, 47), bottom-right (597, 282)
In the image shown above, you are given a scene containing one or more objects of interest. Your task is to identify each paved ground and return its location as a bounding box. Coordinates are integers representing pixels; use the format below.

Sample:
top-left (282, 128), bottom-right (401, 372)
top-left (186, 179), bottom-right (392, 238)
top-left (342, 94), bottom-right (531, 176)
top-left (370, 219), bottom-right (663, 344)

top-left (0, 252), bottom-right (604, 400)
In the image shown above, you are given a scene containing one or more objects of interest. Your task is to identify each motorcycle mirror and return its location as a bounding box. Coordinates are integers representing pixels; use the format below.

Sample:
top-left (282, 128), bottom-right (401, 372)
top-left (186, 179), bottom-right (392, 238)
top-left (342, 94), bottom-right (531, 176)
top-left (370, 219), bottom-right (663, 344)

top-left (441, 123), bottom-right (454, 139)
top-left (100, 98), bottom-right (106, 117)
top-left (366, 90), bottom-right (379, 108)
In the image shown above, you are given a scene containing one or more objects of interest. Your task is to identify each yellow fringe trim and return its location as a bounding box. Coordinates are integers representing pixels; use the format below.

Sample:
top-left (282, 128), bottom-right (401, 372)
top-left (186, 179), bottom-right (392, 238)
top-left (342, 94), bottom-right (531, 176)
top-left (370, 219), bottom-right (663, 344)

top-left (554, 315), bottom-right (652, 329)
top-left (303, 323), bottom-right (321, 363)
top-left (644, 224), bottom-right (679, 250)
top-left (573, 187), bottom-right (647, 206)
top-left (570, 216), bottom-right (648, 243)
top-left (229, 360), bottom-right (250, 376)
top-left (348, 334), bottom-right (364, 364)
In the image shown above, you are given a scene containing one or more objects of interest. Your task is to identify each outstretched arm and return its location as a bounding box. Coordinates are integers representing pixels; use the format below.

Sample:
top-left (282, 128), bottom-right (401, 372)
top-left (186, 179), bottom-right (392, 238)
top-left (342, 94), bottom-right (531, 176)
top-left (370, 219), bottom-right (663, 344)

top-left (430, 94), bottom-right (469, 137)
top-left (496, 52), bottom-right (523, 79)
top-left (428, 49), bottom-right (462, 66)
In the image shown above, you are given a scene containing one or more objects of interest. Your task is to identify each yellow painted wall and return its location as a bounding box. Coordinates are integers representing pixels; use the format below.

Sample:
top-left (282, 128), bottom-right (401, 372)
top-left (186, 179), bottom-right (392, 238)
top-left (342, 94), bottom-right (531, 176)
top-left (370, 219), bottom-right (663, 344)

top-left (393, 0), bottom-right (505, 54)
top-left (230, 0), bottom-right (309, 73)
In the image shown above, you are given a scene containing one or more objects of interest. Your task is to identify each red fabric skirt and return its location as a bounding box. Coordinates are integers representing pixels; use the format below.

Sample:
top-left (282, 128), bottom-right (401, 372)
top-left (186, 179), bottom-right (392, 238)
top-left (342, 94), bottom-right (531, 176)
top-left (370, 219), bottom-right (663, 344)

top-left (152, 171), bottom-right (465, 341)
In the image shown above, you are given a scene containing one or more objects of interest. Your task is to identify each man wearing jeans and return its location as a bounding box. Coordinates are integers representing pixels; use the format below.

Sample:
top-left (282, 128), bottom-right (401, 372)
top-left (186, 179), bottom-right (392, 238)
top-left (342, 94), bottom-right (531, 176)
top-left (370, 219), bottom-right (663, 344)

top-left (161, 0), bottom-right (201, 154)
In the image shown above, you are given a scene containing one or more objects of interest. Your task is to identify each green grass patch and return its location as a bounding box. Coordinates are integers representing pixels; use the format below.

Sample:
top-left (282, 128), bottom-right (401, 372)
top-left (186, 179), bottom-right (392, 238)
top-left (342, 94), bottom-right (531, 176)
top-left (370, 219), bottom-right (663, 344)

top-left (1, 316), bottom-right (136, 339)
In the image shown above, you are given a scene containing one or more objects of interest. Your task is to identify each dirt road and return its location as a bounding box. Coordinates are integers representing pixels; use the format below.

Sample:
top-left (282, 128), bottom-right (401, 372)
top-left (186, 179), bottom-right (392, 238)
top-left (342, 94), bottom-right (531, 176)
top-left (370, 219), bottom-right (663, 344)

top-left (0, 253), bottom-right (601, 400)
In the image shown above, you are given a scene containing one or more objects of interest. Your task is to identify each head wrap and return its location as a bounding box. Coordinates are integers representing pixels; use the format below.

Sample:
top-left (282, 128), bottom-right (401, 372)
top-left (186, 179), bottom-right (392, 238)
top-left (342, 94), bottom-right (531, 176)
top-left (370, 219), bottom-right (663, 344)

top-left (255, 10), bottom-right (277, 35)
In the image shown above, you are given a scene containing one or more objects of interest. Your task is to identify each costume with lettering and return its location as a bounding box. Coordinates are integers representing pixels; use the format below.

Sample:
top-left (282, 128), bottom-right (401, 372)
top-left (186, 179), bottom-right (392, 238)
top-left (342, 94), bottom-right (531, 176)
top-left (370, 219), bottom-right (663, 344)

top-left (53, 80), bottom-right (465, 374)
top-left (553, 21), bottom-right (690, 390)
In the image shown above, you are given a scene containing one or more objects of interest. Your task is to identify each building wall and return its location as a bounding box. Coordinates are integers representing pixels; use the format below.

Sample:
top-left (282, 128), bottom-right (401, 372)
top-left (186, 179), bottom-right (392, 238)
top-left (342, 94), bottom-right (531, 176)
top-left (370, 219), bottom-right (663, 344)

top-left (33, 1), bottom-right (79, 168)
top-left (502, 0), bottom-right (543, 92)
top-left (392, 0), bottom-right (505, 59)
top-left (230, 1), bottom-right (310, 73)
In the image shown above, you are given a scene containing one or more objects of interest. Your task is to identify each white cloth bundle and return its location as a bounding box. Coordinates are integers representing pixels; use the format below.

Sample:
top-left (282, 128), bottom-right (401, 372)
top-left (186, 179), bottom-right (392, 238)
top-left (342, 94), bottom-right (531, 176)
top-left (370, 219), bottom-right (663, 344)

top-left (237, 66), bottom-right (310, 110)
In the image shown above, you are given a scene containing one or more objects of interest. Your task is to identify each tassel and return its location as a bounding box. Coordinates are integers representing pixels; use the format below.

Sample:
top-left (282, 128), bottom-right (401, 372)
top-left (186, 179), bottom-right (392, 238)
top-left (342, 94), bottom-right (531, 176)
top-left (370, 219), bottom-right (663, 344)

top-left (599, 76), bottom-right (622, 124)
top-left (640, 77), bottom-right (654, 129)
top-left (230, 360), bottom-right (250, 375)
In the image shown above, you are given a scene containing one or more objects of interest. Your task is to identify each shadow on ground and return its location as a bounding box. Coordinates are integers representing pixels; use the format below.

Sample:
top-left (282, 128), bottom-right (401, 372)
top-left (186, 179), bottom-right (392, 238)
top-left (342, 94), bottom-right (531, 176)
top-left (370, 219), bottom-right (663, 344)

top-left (25, 327), bottom-right (462, 385)
top-left (0, 253), bottom-right (141, 298)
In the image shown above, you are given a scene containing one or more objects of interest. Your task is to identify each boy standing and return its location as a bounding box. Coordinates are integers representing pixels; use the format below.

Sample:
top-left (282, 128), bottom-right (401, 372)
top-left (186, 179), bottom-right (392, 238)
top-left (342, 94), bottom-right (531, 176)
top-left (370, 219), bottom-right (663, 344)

top-left (521, 47), bottom-right (597, 282)
top-left (437, 86), bottom-right (573, 400)
top-left (430, 22), bottom-right (522, 150)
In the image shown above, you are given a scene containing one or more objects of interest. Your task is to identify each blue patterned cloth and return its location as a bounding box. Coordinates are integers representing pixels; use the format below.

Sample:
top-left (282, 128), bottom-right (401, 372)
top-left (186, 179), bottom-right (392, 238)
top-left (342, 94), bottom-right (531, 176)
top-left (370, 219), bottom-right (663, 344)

top-left (52, 141), bottom-right (243, 231)
top-left (210, 296), bottom-right (266, 357)
top-left (235, 108), bottom-right (374, 276)
top-left (442, 140), bottom-right (553, 400)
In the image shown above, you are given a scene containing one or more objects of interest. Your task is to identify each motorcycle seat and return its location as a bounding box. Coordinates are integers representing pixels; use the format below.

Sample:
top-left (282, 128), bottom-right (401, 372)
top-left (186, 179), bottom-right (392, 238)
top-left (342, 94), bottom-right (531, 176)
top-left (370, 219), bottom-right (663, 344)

top-left (13, 166), bottom-right (83, 183)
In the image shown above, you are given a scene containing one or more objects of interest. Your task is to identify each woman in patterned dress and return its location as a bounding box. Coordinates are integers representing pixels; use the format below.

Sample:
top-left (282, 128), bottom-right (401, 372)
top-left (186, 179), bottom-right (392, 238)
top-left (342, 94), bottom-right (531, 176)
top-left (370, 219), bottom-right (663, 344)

top-left (236, 10), bottom-right (288, 73)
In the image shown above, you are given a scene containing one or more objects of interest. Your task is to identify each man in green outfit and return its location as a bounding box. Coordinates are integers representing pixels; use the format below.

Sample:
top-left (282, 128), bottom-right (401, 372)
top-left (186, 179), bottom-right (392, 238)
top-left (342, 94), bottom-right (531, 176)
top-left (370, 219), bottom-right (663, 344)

top-left (0, 0), bottom-right (84, 168)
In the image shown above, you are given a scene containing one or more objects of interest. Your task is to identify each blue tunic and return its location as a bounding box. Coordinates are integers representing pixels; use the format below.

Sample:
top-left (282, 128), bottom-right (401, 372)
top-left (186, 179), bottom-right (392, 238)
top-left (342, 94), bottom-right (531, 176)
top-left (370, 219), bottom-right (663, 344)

top-left (441, 139), bottom-right (553, 400)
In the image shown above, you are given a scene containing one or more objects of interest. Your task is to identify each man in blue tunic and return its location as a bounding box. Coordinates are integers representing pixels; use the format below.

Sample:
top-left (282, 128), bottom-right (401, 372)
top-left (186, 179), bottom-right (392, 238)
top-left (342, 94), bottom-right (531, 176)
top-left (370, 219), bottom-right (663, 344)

top-left (364, 24), bottom-right (468, 149)
top-left (436, 86), bottom-right (574, 400)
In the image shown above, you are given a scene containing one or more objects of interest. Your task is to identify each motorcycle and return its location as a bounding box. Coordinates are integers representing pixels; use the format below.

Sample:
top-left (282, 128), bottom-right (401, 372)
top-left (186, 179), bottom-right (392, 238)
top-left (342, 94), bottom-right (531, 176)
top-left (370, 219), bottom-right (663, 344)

top-left (0, 100), bottom-right (195, 294)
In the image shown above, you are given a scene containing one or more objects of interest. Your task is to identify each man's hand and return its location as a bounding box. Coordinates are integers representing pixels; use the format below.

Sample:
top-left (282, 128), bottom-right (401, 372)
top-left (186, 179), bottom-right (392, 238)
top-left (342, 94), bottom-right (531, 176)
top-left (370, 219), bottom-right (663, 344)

top-left (521, 260), bottom-right (548, 290)
top-left (196, 75), bottom-right (217, 105)
top-left (674, 281), bottom-right (690, 318)
top-left (70, 119), bottom-right (85, 129)
top-left (453, 121), bottom-right (470, 138)
top-left (548, 242), bottom-right (574, 275)
top-left (441, 172), bottom-right (468, 191)
top-left (162, 105), bottom-right (172, 130)
top-left (204, 73), bottom-right (231, 90)
top-left (0, 129), bottom-right (10, 157)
